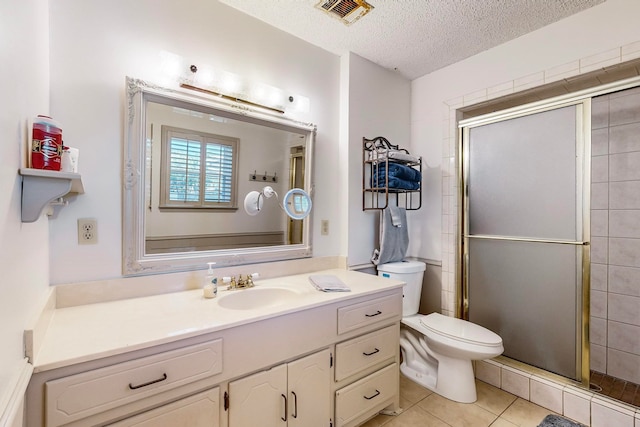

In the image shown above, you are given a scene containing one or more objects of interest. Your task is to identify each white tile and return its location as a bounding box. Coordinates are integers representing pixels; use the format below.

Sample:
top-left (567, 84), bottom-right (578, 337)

top-left (610, 122), bottom-right (640, 154)
top-left (590, 316), bottom-right (607, 346)
top-left (591, 127), bottom-right (609, 156)
top-left (610, 91), bottom-right (640, 126)
top-left (590, 343), bottom-right (607, 373)
top-left (501, 366), bottom-right (530, 400)
top-left (545, 61), bottom-right (580, 83)
top-left (609, 238), bottom-right (640, 268)
top-left (563, 385), bottom-right (592, 427)
top-left (463, 88), bottom-right (487, 106)
top-left (621, 41), bottom-right (640, 60)
top-left (487, 81), bottom-right (514, 99)
top-left (580, 48), bottom-right (621, 72)
top-left (590, 237), bottom-right (608, 265)
top-left (445, 97), bottom-right (463, 109)
top-left (610, 181), bottom-right (640, 209)
top-left (611, 152), bottom-right (640, 182)
top-left (513, 72), bottom-right (544, 91)
top-left (590, 289), bottom-right (607, 318)
top-left (530, 376), bottom-right (563, 414)
top-left (591, 182), bottom-right (609, 210)
top-left (475, 360), bottom-right (501, 387)
top-left (608, 320), bottom-right (640, 354)
top-left (591, 96), bottom-right (610, 130)
top-left (607, 348), bottom-right (640, 384)
top-left (591, 209), bottom-right (609, 237)
top-left (610, 210), bottom-right (640, 238)
top-left (591, 155), bottom-right (609, 183)
top-left (609, 265), bottom-right (640, 297)
top-left (591, 396), bottom-right (635, 427)
top-left (590, 263), bottom-right (608, 292)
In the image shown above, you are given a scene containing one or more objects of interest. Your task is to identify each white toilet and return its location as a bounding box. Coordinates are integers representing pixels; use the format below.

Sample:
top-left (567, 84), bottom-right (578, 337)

top-left (378, 260), bottom-right (504, 403)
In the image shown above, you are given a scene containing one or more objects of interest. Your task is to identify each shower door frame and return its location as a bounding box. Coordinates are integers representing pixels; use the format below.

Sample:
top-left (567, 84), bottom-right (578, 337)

top-left (458, 98), bottom-right (592, 386)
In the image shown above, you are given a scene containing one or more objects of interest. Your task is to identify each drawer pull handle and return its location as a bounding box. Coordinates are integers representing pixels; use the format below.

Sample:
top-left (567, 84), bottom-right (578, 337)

top-left (291, 391), bottom-right (298, 418)
top-left (363, 348), bottom-right (380, 356)
top-left (128, 373), bottom-right (167, 390)
top-left (281, 393), bottom-right (288, 422)
top-left (365, 310), bottom-right (382, 318)
top-left (364, 390), bottom-right (380, 400)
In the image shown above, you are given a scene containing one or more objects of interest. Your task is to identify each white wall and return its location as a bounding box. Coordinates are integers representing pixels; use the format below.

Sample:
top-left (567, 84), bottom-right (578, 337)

top-left (411, 0), bottom-right (640, 264)
top-left (0, 0), bottom-right (50, 417)
top-left (48, 0), bottom-right (341, 283)
top-left (345, 53), bottom-right (411, 267)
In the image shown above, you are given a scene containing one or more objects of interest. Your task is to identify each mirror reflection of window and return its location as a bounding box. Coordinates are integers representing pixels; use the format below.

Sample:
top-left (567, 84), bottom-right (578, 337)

top-left (160, 126), bottom-right (238, 209)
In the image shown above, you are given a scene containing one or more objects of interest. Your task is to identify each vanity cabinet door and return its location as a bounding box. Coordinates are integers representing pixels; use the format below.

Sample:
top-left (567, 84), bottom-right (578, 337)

top-left (108, 387), bottom-right (219, 427)
top-left (228, 364), bottom-right (287, 427)
top-left (228, 349), bottom-right (331, 427)
top-left (287, 348), bottom-right (331, 427)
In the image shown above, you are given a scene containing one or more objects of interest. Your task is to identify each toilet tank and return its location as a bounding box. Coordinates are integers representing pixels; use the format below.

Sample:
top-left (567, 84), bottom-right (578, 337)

top-left (377, 261), bottom-right (426, 316)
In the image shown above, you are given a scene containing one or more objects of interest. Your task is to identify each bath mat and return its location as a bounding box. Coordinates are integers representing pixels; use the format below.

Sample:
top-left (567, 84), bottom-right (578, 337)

top-left (537, 414), bottom-right (585, 427)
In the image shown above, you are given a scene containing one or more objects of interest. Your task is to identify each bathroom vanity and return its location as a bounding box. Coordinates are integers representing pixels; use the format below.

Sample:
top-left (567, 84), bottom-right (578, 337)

top-left (25, 269), bottom-right (403, 427)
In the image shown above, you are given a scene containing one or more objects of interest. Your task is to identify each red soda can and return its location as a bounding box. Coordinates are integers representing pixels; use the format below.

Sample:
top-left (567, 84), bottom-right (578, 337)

top-left (31, 115), bottom-right (63, 170)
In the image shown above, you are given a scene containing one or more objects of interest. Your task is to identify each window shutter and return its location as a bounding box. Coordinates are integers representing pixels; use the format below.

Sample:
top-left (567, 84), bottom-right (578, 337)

top-left (204, 141), bottom-right (234, 203)
top-left (169, 136), bottom-right (202, 202)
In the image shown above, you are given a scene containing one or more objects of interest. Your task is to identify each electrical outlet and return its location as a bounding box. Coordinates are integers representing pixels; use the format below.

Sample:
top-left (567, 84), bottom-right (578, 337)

top-left (321, 220), bottom-right (329, 236)
top-left (78, 218), bottom-right (98, 245)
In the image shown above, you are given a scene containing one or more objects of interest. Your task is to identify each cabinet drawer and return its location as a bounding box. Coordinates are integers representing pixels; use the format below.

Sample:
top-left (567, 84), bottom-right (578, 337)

top-left (337, 294), bottom-right (401, 335)
top-left (334, 363), bottom-right (398, 427)
top-left (107, 386), bottom-right (219, 427)
top-left (335, 325), bottom-right (398, 381)
top-left (46, 339), bottom-right (222, 427)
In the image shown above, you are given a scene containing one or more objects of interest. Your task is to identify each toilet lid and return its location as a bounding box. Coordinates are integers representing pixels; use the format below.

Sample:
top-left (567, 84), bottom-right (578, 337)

top-left (419, 313), bottom-right (502, 347)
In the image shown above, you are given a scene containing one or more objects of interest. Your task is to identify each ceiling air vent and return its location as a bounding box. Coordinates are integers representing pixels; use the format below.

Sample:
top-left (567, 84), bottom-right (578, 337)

top-left (315, 0), bottom-right (374, 26)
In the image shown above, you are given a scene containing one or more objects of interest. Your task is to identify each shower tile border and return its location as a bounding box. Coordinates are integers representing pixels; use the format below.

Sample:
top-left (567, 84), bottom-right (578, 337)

top-left (475, 359), bottom-right (640, 426)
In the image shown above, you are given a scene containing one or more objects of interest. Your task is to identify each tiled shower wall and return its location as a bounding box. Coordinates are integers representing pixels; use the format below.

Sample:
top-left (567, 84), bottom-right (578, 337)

top-left (590, 87), bottom-right (640, 384)
top-left (440, 42), bottom-right (640, 424)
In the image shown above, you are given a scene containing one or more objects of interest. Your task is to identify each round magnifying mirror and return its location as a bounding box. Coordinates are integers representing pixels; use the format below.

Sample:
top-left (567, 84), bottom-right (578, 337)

top-left (283, 188), bottom-right (312, 220)
top-left (243, 191), bottom-right (263, 216)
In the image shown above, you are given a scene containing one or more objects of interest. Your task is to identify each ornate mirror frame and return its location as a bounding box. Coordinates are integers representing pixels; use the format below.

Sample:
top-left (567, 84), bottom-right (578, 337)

top-left (123, 77), bottom-right (316, 276)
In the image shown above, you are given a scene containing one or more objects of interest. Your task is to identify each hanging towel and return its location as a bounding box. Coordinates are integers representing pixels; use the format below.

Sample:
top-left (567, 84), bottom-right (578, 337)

top-left (371, 205), bottom-right (409, 265)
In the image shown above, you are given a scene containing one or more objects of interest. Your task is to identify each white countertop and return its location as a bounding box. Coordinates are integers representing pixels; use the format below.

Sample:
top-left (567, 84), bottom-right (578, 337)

top-left (32, 269), bottom-right (403, 372)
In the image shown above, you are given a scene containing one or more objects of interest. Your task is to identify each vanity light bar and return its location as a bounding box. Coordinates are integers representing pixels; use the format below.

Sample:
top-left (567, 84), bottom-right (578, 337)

top-left (179, 83), bottom-right (285, 114)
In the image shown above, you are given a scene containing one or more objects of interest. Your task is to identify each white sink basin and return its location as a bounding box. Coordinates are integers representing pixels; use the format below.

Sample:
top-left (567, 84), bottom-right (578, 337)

top-left (218, 287), bottom-right (299, 310)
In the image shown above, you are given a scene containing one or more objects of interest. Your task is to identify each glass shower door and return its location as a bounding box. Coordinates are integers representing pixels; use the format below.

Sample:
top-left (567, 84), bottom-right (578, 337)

top-left (462, 104), bottom-right (589, 381)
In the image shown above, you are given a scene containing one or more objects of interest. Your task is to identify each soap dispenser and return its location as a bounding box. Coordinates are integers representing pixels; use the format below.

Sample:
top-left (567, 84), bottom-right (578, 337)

top-left (203, 262), bottom-right (217, 299)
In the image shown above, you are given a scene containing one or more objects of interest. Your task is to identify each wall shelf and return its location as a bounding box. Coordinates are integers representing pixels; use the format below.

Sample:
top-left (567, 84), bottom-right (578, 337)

top-left (19, 168), bottom-right (84, 223)
top-left (362, 137), bottom-right (422, 211)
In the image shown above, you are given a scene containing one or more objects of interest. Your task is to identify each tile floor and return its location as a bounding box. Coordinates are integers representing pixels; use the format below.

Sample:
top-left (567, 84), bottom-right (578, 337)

top-left (590, 370), bottom-right (640, 407)
top-left (361, 376), bottom-right (579, 427)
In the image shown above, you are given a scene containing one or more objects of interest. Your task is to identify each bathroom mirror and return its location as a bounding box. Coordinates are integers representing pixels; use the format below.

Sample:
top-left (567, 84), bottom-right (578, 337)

top-left (123, 77), bottom-right (315, 275)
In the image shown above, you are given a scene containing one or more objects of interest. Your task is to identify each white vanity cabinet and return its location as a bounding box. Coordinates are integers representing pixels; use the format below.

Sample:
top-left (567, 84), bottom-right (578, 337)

top-left (26, 270), bottom-right (404, 427)
top-left (228, 348), bottom-right (331, 427)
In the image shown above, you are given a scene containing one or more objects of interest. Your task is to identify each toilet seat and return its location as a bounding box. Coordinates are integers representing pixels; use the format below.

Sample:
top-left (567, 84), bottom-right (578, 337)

top-left (419, 313), bottom-right (502, 348)
top-left (402, 313), bottom-right (502, 349)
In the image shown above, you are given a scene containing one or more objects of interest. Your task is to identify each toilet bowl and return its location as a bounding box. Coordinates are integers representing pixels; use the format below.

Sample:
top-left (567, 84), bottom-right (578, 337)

top-left (377, 261), bottom-right (504, 404)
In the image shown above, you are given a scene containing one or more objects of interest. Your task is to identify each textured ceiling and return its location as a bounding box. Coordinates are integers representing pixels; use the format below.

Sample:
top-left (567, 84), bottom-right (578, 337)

top-left (219, 0), bottom-right (606, 80)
